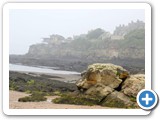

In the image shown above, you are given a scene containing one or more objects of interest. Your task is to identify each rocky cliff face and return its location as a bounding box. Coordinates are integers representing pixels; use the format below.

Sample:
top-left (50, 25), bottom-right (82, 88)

top-left (10, 21), bottom-right (145, 73)
top-left (26, 21), bottom-right (145, 60)
top-left (76, 63), bottom-right (144, 108)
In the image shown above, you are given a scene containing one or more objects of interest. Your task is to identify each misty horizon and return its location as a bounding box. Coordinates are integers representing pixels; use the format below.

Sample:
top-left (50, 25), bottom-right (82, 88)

top-left (9, 9), bottom-right (144, 55)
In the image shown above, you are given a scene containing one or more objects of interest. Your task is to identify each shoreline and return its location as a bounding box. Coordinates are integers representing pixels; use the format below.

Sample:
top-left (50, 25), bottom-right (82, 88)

top-left (9, 72), bottom-right (108, 109)
top-left (9, 70), bottom-right (81, 83)
top-left (9, 63), bottom-right (80, 75)
top-left (10, 55), bottom-right (145, 74)
top-left (9, 90), bottom-right (107, 109)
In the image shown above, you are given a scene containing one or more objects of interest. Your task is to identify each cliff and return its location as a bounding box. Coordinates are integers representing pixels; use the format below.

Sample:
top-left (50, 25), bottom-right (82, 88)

top-left (26, 21), bottom-right (145, 59)
top-left (10, 20), bottom-right (145, 73)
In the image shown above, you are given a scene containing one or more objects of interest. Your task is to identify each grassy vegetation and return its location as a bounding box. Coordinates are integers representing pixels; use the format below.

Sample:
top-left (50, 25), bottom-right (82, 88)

top-left (101, 95), bottom-right (138, 108)
top-left (101, 98), bottom-right (126, 108)
top-left (9, 71), bottom-right (77, 96)
top-left (27, 79), bottom-right (35, 86)
top-left (18, 92), bottom-right (47, 102)
top-left (118, 29), bottom-right (145, 49)
top-left (10, 72), bottom-right (138, 108)
top-left (52, 93), bottom-right (100, 106)
top-left (129, 96), bottom-right (137, 102)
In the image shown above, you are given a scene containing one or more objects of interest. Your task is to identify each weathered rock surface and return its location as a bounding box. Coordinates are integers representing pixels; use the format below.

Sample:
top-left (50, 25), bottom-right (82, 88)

top-left (76, 63), bottom-right (129, 91)
top-left (101, 91), bottom-right (136, 108)
top-left (25, 22), bottom-right (145, 60)
top-left (121, 74), bottom-right (145, 98)
top-left (76, 63), bottom-right (145, 108)
top-left (85, 83), bottom-right (114, 97)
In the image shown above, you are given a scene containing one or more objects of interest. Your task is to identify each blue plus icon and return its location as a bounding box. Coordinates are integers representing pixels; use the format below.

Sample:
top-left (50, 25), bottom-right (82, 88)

top-left (142, 93), bottom-right (153, 105)
top-left (137, 89), bottom-right (158, 110)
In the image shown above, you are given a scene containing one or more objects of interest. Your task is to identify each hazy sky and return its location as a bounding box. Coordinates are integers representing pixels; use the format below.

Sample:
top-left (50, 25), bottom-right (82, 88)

top-left (9, 9), bottom-right (144, 54)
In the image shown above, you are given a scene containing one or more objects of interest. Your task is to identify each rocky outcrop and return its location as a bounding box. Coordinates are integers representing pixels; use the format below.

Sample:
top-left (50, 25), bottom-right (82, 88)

top-left (76, 63), bottom-right (144, 108)
top-left (85, 83), bottom-right (114, 98)
top-left (76, 63), bottom-right (129, 91)
top-left (121, 74), bottom-right (145, 97)
top-left (24, 21), bottom-right (145, 60)
top-left (10, 22), bottom-right (145, 74)
top-left (101, 91), bottom-right (136, 108)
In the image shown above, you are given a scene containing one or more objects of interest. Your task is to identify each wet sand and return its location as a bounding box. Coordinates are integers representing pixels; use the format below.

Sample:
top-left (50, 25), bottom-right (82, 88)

top-left (13, 71), bottom-right (81, 83)
top-left (9, 90), bottom-right (107, 109)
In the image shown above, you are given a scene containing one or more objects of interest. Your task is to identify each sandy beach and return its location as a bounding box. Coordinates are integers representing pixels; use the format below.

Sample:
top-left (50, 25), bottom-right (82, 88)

top-left (9, 90), bottom-right (107, 109)
top-left (9, 70), bottom-right (109, 109)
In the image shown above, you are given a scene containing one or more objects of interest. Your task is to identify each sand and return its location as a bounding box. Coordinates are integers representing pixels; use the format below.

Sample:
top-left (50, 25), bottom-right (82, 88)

top-left (9, 90), bottom-right (107, 109)
top-left (16, 71), bottom-right (81, 83)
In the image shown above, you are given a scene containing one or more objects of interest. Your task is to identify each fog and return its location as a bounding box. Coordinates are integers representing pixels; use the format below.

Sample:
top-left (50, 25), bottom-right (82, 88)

top-left (9, 9), bottom-right (144, 54)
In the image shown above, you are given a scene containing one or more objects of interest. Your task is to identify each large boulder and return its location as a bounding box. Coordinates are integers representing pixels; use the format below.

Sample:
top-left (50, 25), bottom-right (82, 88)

top-left (101, 91), bottom-right (137, 108)
top-left (85, 83), bottom-right (114, 97)
top-left (76, 63), bottom-right (129, 91)
top-left (121, 74), bottom-right (145, 98)
top-left (76, 63), bottom-right (144, 108)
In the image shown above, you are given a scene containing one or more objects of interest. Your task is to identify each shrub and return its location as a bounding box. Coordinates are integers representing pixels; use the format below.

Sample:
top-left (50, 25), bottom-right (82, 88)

top-left (53, 90), bottom-right (62, 96)
top-left (52, 93), bottom-right (99, 106)
top-left (27, 79), bottom-right (35, 86)
top-left (130, 96), bottom-right (136, 102)
top-left (18, 92), bottom-right (47, 102)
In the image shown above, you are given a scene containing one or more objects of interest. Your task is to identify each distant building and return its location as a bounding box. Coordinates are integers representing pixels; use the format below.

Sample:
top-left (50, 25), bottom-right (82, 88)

top-left (99, 32), bottom-right (111, 40)
top-left (42, 34), bottom-right (66, 45)
top-left (111, 35), bottom-right (124, 40)
top-left (112, 20), bottom-right (145, 40)
top-left (113, 20), bottom-right (145, 36)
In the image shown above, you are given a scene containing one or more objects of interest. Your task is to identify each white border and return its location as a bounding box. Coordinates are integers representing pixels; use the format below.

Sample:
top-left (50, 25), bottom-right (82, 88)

top-left (3, 3), bottom-right (151, 115)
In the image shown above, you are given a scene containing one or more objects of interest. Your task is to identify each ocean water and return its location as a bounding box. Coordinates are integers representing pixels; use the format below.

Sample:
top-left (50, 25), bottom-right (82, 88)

top-left (9, 64), bottom-right (80, 75)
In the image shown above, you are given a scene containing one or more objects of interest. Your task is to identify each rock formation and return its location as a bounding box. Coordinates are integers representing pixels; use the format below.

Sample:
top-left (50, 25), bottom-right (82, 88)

top-left (121, 74), bottom-right (145, 98)
top-left (10, 20), bottom-right (145, 73)
top-left (76, 63), bottom-right (145, 108)
top-left (76, 63), bottom-right (129, 91)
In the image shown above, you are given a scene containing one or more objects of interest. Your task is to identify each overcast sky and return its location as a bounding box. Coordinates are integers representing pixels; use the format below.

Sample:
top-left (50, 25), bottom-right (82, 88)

top-left (9, 9), bottom-right (144, 54)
